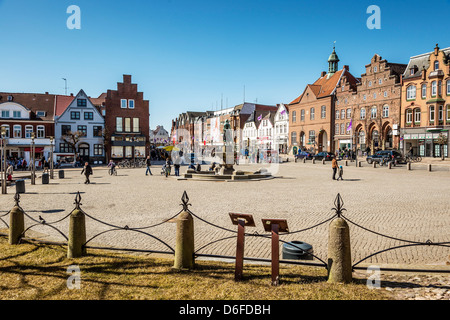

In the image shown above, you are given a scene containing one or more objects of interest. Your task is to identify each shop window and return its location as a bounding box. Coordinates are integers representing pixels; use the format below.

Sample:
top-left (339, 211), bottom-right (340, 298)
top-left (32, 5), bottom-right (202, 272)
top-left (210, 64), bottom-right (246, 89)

top-left (111, 146), bottom-right (123, 158)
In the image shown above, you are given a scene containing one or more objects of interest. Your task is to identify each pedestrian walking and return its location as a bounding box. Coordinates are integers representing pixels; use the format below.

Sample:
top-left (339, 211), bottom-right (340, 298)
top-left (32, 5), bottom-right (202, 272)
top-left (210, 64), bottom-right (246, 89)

top-left (81, 162), bottom-right (93, 184)
top-left (145, 156), bottom-right (153, 176)
top-left (337, 165), bottom-right (344, 181)
top-left (6, 164), bottom-right (13, 181)
top-left (332, 157), bottom-right (338, 180)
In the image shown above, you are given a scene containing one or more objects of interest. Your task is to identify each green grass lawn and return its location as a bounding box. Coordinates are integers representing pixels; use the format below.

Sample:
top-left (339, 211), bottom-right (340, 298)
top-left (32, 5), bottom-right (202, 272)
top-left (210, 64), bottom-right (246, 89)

top-left (0, 235), bottom-right (389, 300)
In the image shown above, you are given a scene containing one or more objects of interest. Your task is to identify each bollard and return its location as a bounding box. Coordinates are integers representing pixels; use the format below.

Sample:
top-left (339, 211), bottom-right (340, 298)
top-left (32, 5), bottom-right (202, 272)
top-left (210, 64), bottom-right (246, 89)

top-left (295, 157), bottom-right (297, 163)
top-left (303, 158), bottom-right (306, 164)
top-left (388, 162), bottom-right (392, 169)
top-left (59, 170), bottom-right (65, 179)
top-left (327, 217), bottom-right (352, 283)
top-left (67, 208), bottom-right (87, 258)
top-left (15, 180), bottom-right (25, 194)
top-left (9, 204), bottom-right (25, 245)
top-left (373, 162), bottom-right (377, 168)
top-left (322, 159), bottom-right (326, 165)
top-left (42, 173), bottom-right (49, 185)
top-left (345, 160), bottom-right (348, 166)
top-left (407, 162), bottom-right (411, 170)
top-left (312, 158), bottom-right (316, 164)
top-left (358, 161), bottom-right (362, 167)
top-left (428, 164), bottom-right (432, 172)
top-left (174, 210), bottom-right (195, 270)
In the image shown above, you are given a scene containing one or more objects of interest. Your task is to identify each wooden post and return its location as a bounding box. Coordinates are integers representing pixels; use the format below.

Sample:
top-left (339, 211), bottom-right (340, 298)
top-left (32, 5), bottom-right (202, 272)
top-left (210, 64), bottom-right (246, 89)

top-left (271, 223), bottom-right (280, 286)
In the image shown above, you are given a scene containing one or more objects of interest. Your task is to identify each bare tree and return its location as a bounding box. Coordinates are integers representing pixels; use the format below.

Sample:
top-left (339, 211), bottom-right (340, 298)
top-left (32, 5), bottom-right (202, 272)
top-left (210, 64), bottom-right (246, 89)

top-left (62, 131), bottom-right (86, 153)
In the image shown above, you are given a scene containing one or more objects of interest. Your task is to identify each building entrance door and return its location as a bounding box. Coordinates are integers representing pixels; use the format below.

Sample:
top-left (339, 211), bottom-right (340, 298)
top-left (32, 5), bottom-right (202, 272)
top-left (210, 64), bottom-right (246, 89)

top-left (79, 144), bottom-right (90, 163)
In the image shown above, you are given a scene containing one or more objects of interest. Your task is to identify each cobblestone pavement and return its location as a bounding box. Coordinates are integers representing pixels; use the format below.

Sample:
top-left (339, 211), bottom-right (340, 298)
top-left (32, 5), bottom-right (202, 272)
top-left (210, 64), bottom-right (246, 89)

top-left (0, 160), bottom-right (449, 292)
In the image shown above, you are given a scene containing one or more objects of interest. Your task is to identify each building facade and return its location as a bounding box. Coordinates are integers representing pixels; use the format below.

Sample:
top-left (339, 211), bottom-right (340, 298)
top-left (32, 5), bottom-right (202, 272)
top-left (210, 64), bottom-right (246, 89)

top-left (102, 75), bottom-right (150, 161)
top-left (336, 54), bottom-right (406, 154)
top-left (0, 92), bottom-right (56, 165)
top-left (273, 104), bottom-right (289, 154)
top-left (55, 90), bottom-right (105, 164)
top-left (400, 44), bottom-right (450, 158)
top-left (288, 48), bottom-right (359, 155)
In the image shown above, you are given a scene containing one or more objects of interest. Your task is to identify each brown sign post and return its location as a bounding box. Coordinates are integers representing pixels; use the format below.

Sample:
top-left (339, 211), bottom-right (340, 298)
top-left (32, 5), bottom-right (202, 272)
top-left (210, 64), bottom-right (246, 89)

top-left (262, 218), bottom-right (289, 286)
top-left (229, 213), bottom-right (255, 281)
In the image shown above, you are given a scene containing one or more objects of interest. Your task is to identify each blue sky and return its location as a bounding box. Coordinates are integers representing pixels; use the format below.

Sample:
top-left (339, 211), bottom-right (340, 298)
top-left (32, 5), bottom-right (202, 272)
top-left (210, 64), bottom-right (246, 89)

top-left (1, 0), bottom-right (449, 130)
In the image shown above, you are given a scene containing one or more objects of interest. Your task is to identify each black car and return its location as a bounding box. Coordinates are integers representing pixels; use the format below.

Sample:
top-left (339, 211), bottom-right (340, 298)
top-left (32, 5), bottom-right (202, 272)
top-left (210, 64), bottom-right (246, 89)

top-left (314, 152), bottom-right (335, 161)
top-left (366, 150), bottom-right (405, 164)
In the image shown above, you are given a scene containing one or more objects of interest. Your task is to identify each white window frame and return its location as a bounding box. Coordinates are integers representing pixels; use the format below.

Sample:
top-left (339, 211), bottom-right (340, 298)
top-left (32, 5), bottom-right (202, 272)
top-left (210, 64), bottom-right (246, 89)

top-left (422, 84), bottom-right (427, 99)
top-left (321, 106), bottom-right (326, 119)
top-left (431, 81), bottom-right (437, 96)
top-left (406, 110), bottom-right (413, 123)
top-left (429, 106), bottom-right (435, 122)
top-left (360, 108), bottom-right (366, 120)
top-left (382, 105), bottom-right (389, 118)
top-left (121, 99), bottom-right (127, 109)
top-left (1, 125), bottom-right (10, 138)
top-left (25, 125), bottom-right (33, 139)
top-left (371, 107), bottom-right (377, 119)
top-left (13, 125), bottom-right (21, 138)
top-left (128, 99), bottom-right (135, 109)
top-left (414, 109), bottom-right (421, 123)
top-left (310, 108), bottom-right (315, 120)
top-left (37, 125), bottom-right (45, 138)
top-left (447, 80), bottom-right (450, 95)
top-left (407, 85), bottom-right (416, 100)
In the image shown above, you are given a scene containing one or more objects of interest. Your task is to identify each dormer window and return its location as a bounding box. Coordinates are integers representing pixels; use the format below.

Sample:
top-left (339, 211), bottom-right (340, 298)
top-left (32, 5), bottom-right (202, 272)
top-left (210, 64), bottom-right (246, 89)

top-left (410, 69), bottom-right (415, 76)
top-left (434, 61), bottom-right (439, 71)
top-left (36, 111), bottom-right (46, 117)
top-left (1, 110), bottom-right (10, 118)
top-left (13, 111), bottom-right (21, 118)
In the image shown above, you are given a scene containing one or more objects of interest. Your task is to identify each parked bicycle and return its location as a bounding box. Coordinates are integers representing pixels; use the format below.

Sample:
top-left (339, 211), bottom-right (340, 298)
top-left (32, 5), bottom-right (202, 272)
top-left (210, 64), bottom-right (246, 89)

top-left (405, 155), bottom-right (422, 163)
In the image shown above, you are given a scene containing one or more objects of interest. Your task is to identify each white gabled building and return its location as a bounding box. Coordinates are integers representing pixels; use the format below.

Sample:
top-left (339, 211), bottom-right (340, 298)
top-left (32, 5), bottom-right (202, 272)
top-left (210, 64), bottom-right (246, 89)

top-left (273, 103), bottom-right (289, 154)
top-left (54, 89), bottom-right (105, 164)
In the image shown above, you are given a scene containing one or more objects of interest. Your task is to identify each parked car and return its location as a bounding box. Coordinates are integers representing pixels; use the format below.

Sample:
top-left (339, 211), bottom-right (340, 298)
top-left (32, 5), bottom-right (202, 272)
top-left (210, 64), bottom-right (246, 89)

top-left (314, 152), bottom-right (335, 161)
top-left (366, 150), bottom-right (405, 165)
top-left (295, 151), bottom-right (314, 160)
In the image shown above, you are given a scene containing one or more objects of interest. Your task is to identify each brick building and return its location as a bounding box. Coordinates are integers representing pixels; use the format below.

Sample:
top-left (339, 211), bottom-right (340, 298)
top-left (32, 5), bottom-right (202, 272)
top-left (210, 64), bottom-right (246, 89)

top-left (335, 54), bottom-right (406, 154)
top-left (287, 48), bottom-right (359, 155)
top-left (400, 44), bottom-right (450, 158)
top-left (98, 75), bottom-right (150, 161)
top-left (0, 92), bottom-right (56, 164)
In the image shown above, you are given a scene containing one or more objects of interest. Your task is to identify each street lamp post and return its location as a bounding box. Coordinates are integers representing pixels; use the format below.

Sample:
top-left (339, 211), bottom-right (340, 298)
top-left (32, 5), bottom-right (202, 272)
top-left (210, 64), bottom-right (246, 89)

top-left (50, 136), bottom-right (54, 179)
top-left (1, 127), bottom-right (6, 194)
top-left (31, 132), bottom-right (36, 185)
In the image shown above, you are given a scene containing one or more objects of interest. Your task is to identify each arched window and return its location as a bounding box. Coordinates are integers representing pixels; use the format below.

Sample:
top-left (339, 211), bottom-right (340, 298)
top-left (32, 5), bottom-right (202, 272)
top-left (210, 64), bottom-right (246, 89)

top-left (25, 125), bottom-right (33, 138)
top-left (421, 84), bottom-right (427, 99)
top-left (431, 81), bottom-right (437, 96)
top-left (292, 111), bottom-right (297, 123)
top-left (321, 106), bottom-right (326, 119)
top-left (407, 85), bottom-right (416, 100)
top-left (360, 108), bottom-right (366, 120)
top-left (382, 105), bottom-right (389, 118)
top-left (291, 131), bottom-right (297, 144)
top-left (429, 105), bottom-right (435, 122)
top-left (1, 125), bottom-right (10, 138)
top-left (414, 108), bottom-right (421, 123)
top-left (13, 125), bottom-right (21, 138)
top-left (371, 106), bottom-right (377, 119)
top-left (406, 109), bottom-right (413, 123)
